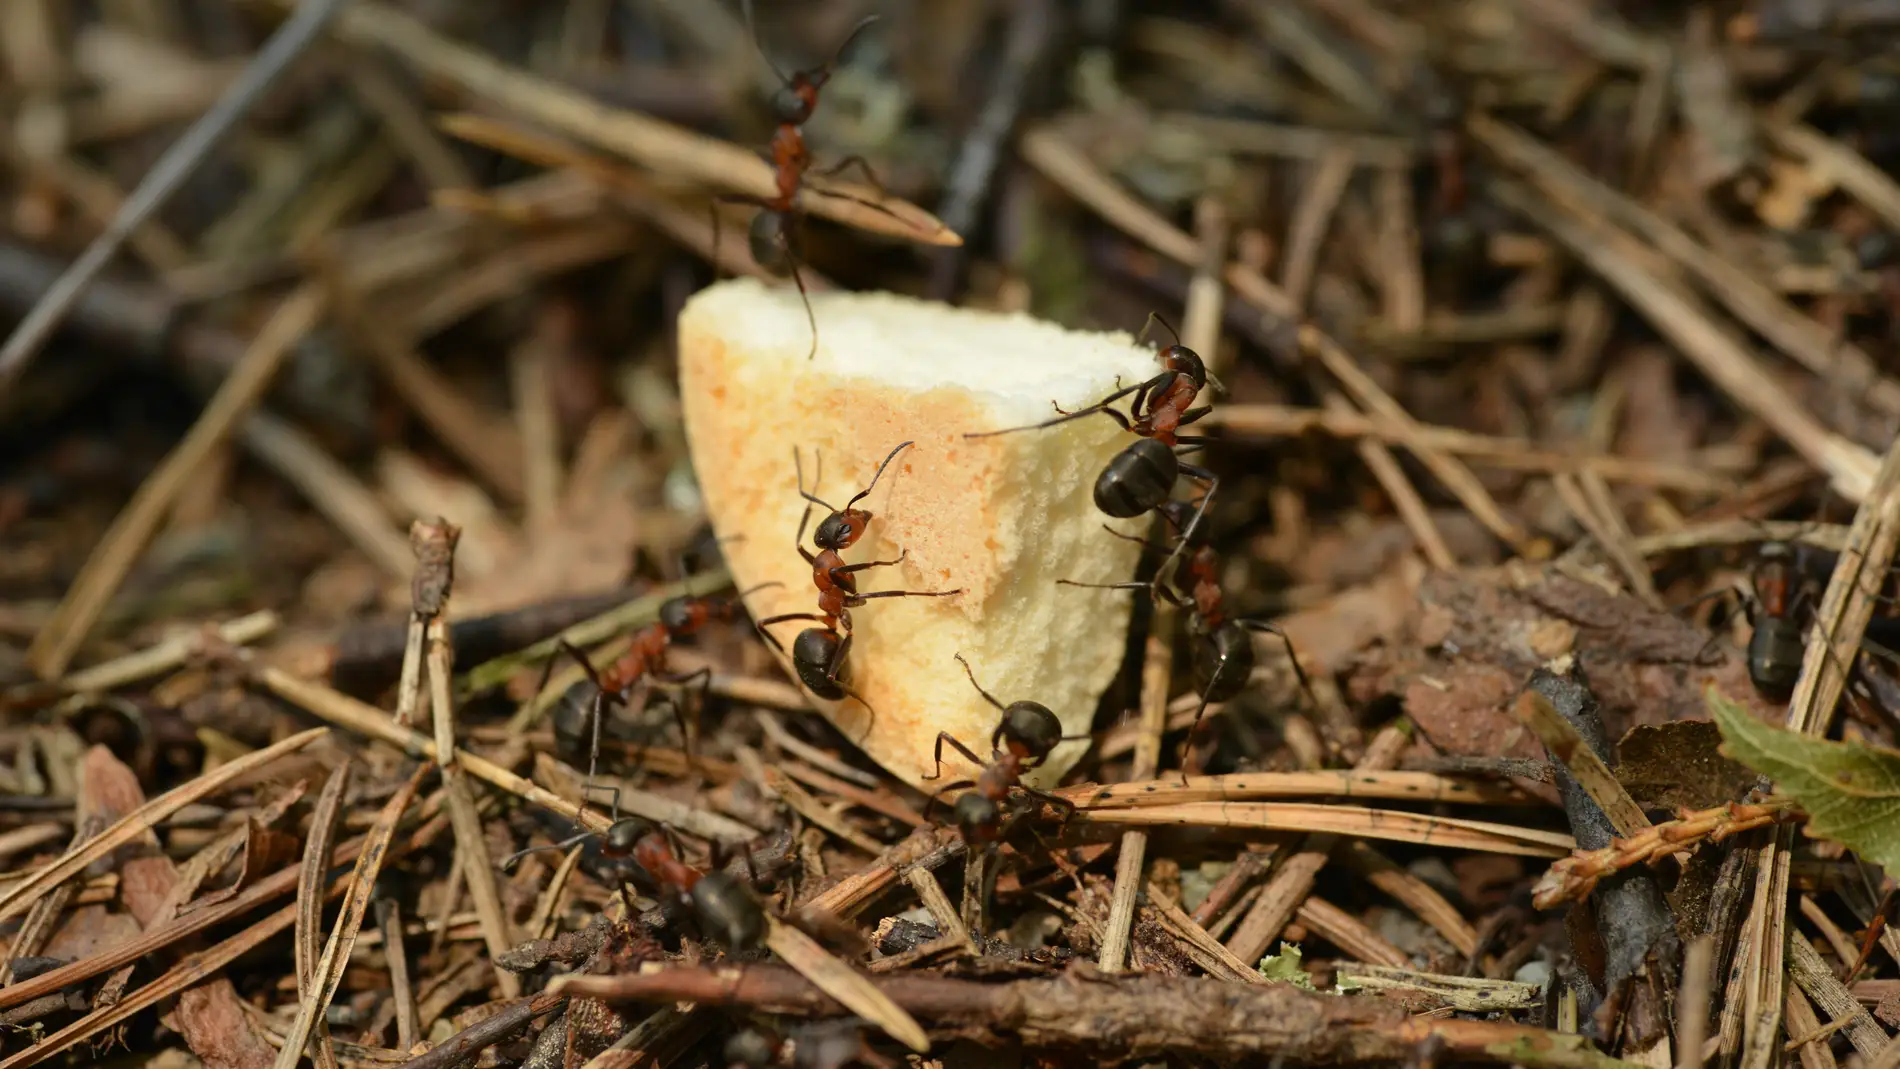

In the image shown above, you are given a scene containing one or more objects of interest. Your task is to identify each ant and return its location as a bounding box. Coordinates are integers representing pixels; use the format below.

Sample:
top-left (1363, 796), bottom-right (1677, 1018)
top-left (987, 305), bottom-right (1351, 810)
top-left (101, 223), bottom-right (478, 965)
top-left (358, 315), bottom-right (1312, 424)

top-left (1746, 542), bottom-right (1806, 699)
top-left (921, 655), bottom-right (1083, 844)
top-left (720, 0), bottom-right (899, 361)
top-left (501, 815), bottom-right (767, 954)
top-left (963, 313), bottom-right (1219, 587)
top-left (754, 441), bottom-right (962, 722)
top-left (537, 585), bottom-right (780, 792)
top-left (724, 1018), bottom-right (897, 1069)
top-left (1063, 508), bottom-right (1316, 774)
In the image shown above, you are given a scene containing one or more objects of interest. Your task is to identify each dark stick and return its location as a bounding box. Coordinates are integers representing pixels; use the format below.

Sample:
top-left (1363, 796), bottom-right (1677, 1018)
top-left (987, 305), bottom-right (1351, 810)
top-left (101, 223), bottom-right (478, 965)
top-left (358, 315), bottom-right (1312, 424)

top-left (558, 964), bottom-right (1640, 1068)
top-left (1526, 666), bottom-right (1678, 1034)
top-left (0, 0), bottom-right (352, 394)
top-left (328, 589), bottom-right (634, 695)
top-left (926, 0), bottom-right (1059, 299)
top-left (393, 991), bottom-right (565, 1069)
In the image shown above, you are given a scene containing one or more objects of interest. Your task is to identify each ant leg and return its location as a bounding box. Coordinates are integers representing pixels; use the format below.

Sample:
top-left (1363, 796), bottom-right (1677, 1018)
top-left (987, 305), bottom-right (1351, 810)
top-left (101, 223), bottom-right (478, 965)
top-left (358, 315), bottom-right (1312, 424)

top-left (835, 548), bottom-right (907, 577)
top-left (1153, 477), bottom-right (1219, 594)
top-left (1238, 620), bottom-right (1318, 708)
top-left (1172, 435), bottom-right (1218, 449)
top-left (1179, 405), bottom-right (1215, 427)
top-left (964, 398), bottom-right (1137, 440)
top-left (847, 587), bottom-right (964, 605)
top-left (921, 778), bottom-right (975, 822)
top-left (811, 154), bottom-right (888, 196)
top-left (752, 612), bottom-right (829, 653)
top-left (1019, 786), bottom-right (1077, 828)
top-left (1174, 691), bottom-right (1216, 785)
top-left (926, 731), bottom-right (986, 781)
top-left (580, 784), bottom-right (624, 824)
top-left (498, 827), bottom-right (601, 872)
top-left (658, 668), bottom-right (712, 758)
top-left (790, 250), bottom-right (819, 361)
top-left (953, 654), bottom-right (1007, 715)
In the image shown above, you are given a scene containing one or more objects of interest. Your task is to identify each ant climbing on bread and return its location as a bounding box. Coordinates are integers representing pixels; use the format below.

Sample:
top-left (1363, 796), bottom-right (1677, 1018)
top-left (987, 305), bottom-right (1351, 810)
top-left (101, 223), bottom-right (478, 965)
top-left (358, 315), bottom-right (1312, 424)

top-left (921, 654), bottom-right (1086, 844)
top-left (964, 312), bottom-right (1220, 588)
top-left (718, 0), bottom-right (912, 362)
top-left (754, 441), bottom-right (962, 727)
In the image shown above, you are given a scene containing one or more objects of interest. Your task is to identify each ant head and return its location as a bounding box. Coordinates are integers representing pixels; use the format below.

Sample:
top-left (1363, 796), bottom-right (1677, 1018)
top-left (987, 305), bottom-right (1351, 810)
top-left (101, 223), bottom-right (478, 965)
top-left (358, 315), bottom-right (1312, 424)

top-left (1159, 344), bottom-right (1208, 390)
top-left (657, 596), bottom-right (697, 635)
top-left (603, 817), bottom-right (653, 857)
top-left (691, 870), bottom-right (769, 953)
top-left (747, 211), bottom-right (801, 276)
top-left (723, 1028), bottom-right (780, 1069)
top-left (769, 83), bottom-right (817, 125)
top-left (953, 792), bottom-right (1000, 839)
top-left (1000, 701), bottom-right (1062, 761)
top-left (813, 508), bottom-right (871, 551)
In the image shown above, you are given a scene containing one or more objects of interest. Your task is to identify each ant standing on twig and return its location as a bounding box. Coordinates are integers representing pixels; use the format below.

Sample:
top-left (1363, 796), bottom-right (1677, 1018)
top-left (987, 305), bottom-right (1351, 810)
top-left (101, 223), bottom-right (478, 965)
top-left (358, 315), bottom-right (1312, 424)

top-left (963, 313), bottom-right (1220, 588)
top-left (720, 0), bottom-right (904, 361)
top-left (1064, 505), bottom-right (1317, 775)
top-left (921, 654), bottom-right (1084, 844)
top-left (535, 584), bottom-right (780, 814)
top-left (501, 815), bottom-right (769, 954)
top-left (754, 441), bottom-right (963, 731)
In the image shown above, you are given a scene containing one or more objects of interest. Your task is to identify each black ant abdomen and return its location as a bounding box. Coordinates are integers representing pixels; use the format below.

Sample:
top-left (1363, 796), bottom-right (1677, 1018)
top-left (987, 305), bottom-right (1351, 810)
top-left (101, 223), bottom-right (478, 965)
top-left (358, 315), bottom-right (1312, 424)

top-left (551, 680), bottom-right (602, 768)
top-left (749, 211), bottom-right (802, 276)
top-left (792, 628), bottom-right (848, 700)
top-left (953, 792), bottom-right (1001, 843)
top-left (691, 869), bottom-right (769, 954)
top-left (1747, 620), bottom-right (1804, 698)
top-left (1193, 623), bottom-right (1256, 705)
top-left (1094, 438), bottom-right (1180, 518)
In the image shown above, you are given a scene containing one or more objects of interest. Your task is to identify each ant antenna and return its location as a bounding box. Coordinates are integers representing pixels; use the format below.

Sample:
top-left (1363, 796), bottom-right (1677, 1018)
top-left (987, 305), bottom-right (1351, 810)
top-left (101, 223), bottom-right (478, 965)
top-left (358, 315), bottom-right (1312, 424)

top-left (953, 653), bottom-right (1006, 714)
top-left (794, 446), bottom-right (834, 511)
top-left (498, 827), bottom-right (599, 872)
top-left (735, 580), bottom-right (784, 601)
top-left (812, 14), bottom-right (881, 88)
top-left (845, 440), bottom-right (916, 510)
top-left (1136, 311), bottom-right (1181, 349)
top-left (741, 0), bottom-right (792, 86)
top-left (1240, 620), bottom-right (1318, 708)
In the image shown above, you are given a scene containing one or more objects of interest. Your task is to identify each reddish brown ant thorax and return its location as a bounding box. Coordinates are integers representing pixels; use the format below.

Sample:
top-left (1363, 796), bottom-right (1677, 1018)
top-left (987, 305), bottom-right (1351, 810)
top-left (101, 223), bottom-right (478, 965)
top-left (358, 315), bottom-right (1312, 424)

top-left (1755, 545), bottom-right (1792, 617)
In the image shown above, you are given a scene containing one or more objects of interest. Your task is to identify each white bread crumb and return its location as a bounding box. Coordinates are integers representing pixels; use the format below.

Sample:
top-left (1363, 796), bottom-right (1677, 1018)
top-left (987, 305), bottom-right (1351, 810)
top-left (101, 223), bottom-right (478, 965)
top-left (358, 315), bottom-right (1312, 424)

top-left (679, 278), bottom-right (1159, 790)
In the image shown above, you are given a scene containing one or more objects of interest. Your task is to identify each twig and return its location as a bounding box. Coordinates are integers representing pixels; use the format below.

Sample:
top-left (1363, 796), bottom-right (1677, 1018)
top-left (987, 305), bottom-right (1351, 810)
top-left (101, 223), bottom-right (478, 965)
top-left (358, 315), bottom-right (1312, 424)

top-left (1679, 935), bottom-right (1715, 1069)
top-left (1079, 801), bottom-right (1571, 856)
top-left (1055, 767), bottom-right (1540, 808)
top-left (907, 867), bottom-right (976, 953)
top-left (393, 994), bottom-right (565, 1069)
top-left (1145, 882), bottom-right (1262, 983)
top-left (54, 609), bottom-right (276, 693)
top-left (25, 285), bottom-right (326, 679)
top-left (1786, 936), bottom-right (1887, 1057)
top-left (1100, 599), bottom-right (1176, 974)
top-left (271, 763), bottom-right (432, 1069)
top-left (556, 964), bottom-right (1653, 1069)
top-left (0, 0), bottom-right (347, 394)
top-left (1532, 802), bottom-right (1800, 908)
top-left (1513, 691), bottom-right (1650, 837)
top-left (762, 919), bottom-right (929, 1053)
top-left (376, 898), bottom-right (422, 1053)
top-left (409, 518), bottom-right (521, 998)
top-left (296, 763), bottom-right (354, 1069)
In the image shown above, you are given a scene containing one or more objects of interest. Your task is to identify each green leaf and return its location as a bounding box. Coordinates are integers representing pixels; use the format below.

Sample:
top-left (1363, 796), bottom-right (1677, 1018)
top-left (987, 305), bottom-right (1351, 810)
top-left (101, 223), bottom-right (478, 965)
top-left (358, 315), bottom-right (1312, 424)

top-left (1258, 942), bottom-right (1315, 989)
top-left (1709, 686), bottom-right (1900, 878)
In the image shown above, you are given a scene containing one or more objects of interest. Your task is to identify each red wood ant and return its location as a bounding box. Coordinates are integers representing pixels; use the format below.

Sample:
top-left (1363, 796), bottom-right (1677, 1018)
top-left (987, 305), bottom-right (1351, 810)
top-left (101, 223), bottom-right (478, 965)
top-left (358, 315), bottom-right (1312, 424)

top-left (1064, 503), bottom-right (1316, 773)
top-left (501, 815), bottom-right (767, 954)
top-left (920, 654), bottom-right (1083, 844)
top-left (963, 313), bottom-right (1219, 586)
top-left (719, 0), bottom-right (897, 361)
top-left (539, 585), bottom-right (780, 790)
top-left (754, 441), bottom-right (962, 724)
top-left (1746, 542), bottom-right (1805, 699)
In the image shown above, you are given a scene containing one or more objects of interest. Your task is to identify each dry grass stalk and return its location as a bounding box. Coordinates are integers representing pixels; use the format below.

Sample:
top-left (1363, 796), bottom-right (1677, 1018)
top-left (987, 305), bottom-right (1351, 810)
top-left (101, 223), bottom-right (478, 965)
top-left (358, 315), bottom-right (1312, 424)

top-left (1079, 801), bottom-right (1572, 857)
top-left (1100, 597), bottom-right (1178, 974)
top-left (0, 726), bottom-right (327, 927)
top-left (1058, 768), bottom-right (1540, 808)
top-left (1513, 691), bottom-right (1651, 837)
top-left (24, 284), bottom-right (325, 679)
top-left (1532, 802), bottom-right (1797, 908)
top-left (295, 762), bottom-right (354, 1069)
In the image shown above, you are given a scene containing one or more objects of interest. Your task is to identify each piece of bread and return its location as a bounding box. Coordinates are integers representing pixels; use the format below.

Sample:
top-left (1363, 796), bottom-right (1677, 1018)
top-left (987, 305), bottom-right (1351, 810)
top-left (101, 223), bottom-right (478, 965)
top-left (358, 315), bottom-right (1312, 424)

top-left (678, 278), bottom-right (1159, 791)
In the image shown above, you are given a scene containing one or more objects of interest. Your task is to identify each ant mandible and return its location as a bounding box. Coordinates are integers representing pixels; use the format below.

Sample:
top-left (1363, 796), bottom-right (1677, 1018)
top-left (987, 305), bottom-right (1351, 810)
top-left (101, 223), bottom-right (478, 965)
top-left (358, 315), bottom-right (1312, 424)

top-left (921, 654), bottom-right (1083, 844)
top-left (1064, 511), bottom-right (1316, 774)
top-left (538, 584), bottom-right (780, 792)
top-left (501, 815), bottom-right (767, 954)
top-left (963, 312), bottom-right (1219, 585)
top-left (720, 1), bottom-right (898, 361)
top-left (755, 441), bottom-right (962, 722)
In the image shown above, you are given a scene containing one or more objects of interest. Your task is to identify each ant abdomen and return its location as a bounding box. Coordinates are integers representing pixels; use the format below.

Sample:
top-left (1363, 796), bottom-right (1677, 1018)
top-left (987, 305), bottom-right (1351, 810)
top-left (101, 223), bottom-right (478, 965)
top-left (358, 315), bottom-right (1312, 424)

top-left (953, 792), bottom-right (1002, 842)
top-left (551, 680), bottom-right (603, 767)
top-left (1093, 438), bottom-right (1179, 518)
top-left (1747, 619), bottom-right (1804, 699)
top-left (691, 869), bottom-right (769, 954)
top-left (1193, 623), bottom-right (1256, 705)
top-left (748, 211), bottom-right (801, 276)
top-left (792, 628), bottom-right (848, 700)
